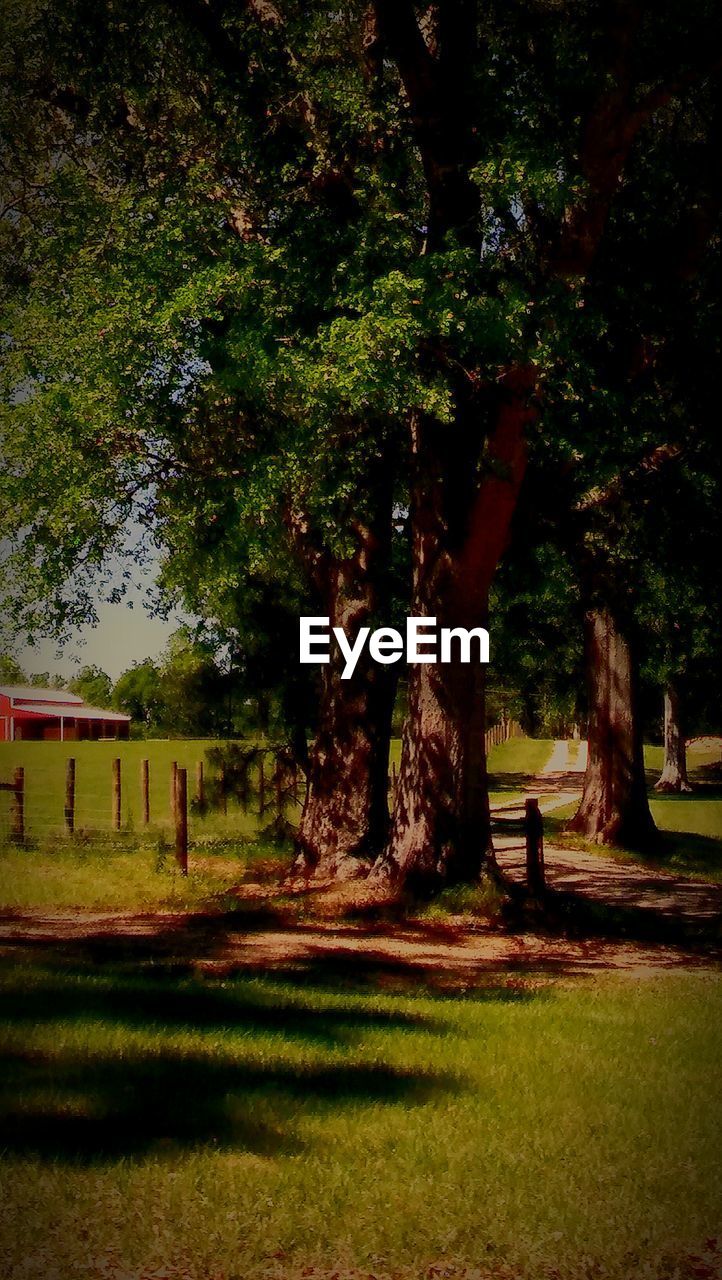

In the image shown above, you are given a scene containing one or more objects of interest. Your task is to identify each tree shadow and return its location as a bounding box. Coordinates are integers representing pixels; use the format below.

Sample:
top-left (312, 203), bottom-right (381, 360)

top-left (650, 829), bottom-right (722, 879)
top-left (0, 1042), bottom-right (449, 1165)
top-left (0, 956), bottom-right (492, 1166)
top-left (0, 963), bottom-right (435, 1044)
top-left (488, 771), bottom-right (538, 792)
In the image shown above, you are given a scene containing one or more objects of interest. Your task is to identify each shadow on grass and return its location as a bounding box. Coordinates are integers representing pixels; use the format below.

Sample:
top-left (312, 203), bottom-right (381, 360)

top-left (657, 829), bottom-right (722, 878)
top-left (0, 961), bottom-right (485, 1165)
top-left (544, 812), bottom-right (722, 882)
top-left (487, 772), bottom-right (537, 793)
top-left (0, 1043), bottom-right (448, 1165)
top-left (0, 964), bottom-right (435, 1043)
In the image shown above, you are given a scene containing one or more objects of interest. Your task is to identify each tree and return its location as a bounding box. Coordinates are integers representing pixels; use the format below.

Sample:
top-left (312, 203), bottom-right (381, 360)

top-left (655, 683), bottom-right (692, 792)
top-left (68, 664), bottom-right (113, 708)
top-left (112, 660), bottom-right (162, 732)
top-left (0, 655), bottom-right (25, 684)
top-left (155, 630), bottom-right (229, 738)
top-left (368, 0), bottom-right (721, 883)
top-left (1, 0), bottom-right (719, 889)
top-left (0, 0), bottom-right (424, 876)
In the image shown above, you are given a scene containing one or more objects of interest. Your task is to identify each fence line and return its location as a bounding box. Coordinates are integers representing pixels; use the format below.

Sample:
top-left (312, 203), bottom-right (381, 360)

top-left (0, 719), bottom-right (525, 868)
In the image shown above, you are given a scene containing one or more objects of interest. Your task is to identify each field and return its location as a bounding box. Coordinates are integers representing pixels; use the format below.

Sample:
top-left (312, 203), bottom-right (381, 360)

top-left (0, 739), bottom-right (279, 838)
top-left (0, 962), bottom-right (720, 1280)
top-left (0, 738), bottom-right (721, 1279)
top-left (0, 737), bottom-right (720, 907)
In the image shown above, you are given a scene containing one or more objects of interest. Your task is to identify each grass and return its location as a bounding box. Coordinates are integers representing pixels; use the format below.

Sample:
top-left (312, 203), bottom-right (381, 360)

top-left (0, 960), bottom-right (720, 1279)
top-left (0, 837), bottom-right (267, 912)
top-left (3, 736), bottom-right (721, 910)
top-left (0, 738), bottom-right (556, 914)
top-left (546, 796), bottom-right (722, 880)
top-left (0, 736), bottom-right (553, 840)
top-left (544, 746), bottom-right (722, 881)
top-left (487, 736), bottom-right (554, 782)
top-left (0, 735), bottom-right (719, 1278)
top-left (0, 738), bottom-right (291, 842)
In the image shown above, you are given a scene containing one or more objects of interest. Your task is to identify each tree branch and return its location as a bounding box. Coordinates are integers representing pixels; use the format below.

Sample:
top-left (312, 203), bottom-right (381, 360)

top-left (372, 0), bottom-right (480, 248)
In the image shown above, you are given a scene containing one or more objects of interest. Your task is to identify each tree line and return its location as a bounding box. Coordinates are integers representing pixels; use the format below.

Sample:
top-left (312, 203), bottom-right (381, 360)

top-left (0, 0), bottom-right (719, 892)
top-left (0, 632), bottom-right (256, 739)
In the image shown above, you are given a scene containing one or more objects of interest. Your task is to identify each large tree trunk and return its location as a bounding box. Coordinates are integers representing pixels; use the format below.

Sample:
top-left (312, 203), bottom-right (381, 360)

top-left (571, 606), bottom-right (657, 849)
top-left (368, 0), bottom-right (646, 892)
top-left (291, 497), bottom-right (396, 881)
top-left (654, 681), bottom-right (692, 793)
top-left (371, 651), bottom-right (490, 891)
top-left (371, 372), bottom-right (535, 890)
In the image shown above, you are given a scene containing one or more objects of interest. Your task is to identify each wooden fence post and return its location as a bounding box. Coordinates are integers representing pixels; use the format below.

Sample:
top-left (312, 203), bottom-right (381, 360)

top-left (196, 761), bottom-right (204, 809)
top-left (258, 754), bottom-right (265, 817)
top-left (175, 767), bottom-right (188, 875)
top-left (65, 758), bottom-right (76, 835)
top-left (141, 759), bottom-right (150, 825)
top-left (10, 768), bottom-right (24, 845)
top-left (525, 797), bottom-right (545, 897)
top-left (170, 760), bottom-right (178, 824)
top-left (112, 758), bottom-right (121, 831)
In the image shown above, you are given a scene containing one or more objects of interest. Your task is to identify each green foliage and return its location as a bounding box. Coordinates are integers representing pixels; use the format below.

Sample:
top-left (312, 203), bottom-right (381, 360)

top-left (0, 655), bottom-right (25, 684)
top-left (0, 0), bottom-right (719, 750)
top-left (111, 659), bottom-right (162, 730)
top-left (67, 664), bottom-right (113, 708)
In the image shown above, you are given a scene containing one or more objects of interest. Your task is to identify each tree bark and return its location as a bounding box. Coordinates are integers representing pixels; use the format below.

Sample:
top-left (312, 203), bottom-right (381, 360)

top-left (654, 681), bottom-right (692, 793)
top-left (571, 606), bottom-right (657, 849)
top-left (369, 0), bottom-right (660, 891)
top-left (371, 371), bottom-right (535, 890)
top-left (291, 493), bottom-right (396, 881)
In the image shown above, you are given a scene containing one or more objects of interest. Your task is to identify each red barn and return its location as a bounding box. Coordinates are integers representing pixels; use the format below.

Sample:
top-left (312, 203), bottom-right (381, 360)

top-left (0, 685), bottom-right (131, 742)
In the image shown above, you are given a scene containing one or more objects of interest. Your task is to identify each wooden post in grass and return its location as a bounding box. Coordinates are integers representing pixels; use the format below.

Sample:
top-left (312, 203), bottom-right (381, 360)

top-left (175, 767), bottom-right (188, 875)
top-left (10, 768), bottom-right (24, 844)
top-left (195, 761), bottom-right (204, 810)
top-left (141, 758), bottom-right (150, 825)
top-left (258, 754), bottom-right (265, 817)
top-left (112, 758), bottom-right (121, 831)
top-left (170, 760), bottom-right (178, 824)
top-left (525, 797), bottom-right (545, 897)
top-left (64, 757), bottom-right (76, 835)
top-left (219, 763), bottom-right (227, 816)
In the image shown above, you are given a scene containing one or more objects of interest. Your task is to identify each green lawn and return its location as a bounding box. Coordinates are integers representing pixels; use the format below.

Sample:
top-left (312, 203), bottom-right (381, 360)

top-left (0, 738), bottom-right (285, 841)
top-left (0, 961), bottom-right (719, 1280)
top-left (0, 738), bottom-right (555, 913)
top-left (488, 735), bottom-right (554, 780)
top-left (0, 839), bottom-right (260, 912)
top-left (545, 746), bottom-right (722, 880)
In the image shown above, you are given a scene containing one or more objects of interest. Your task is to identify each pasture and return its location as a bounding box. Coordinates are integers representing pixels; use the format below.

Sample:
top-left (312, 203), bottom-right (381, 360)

top-left (0, 962), bottom-right (720, 1280)
top-left (0, 737), bottom-right (721, 1280)
top-left (0, 737), bottom-right (721, 909)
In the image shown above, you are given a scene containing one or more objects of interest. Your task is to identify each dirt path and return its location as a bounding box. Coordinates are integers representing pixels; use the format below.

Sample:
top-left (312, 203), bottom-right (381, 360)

top-left (495, 747), bottom-right (722, 927)
top-left (0, 906), bottom-right (717, 977)
top-left (495, 839), bottom-right (722, 921)
top-left (541, 739), bottom-right (588, 775)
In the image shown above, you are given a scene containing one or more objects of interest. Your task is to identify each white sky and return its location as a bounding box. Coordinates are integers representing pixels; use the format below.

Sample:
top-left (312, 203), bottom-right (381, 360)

top-left (13, 581), bottom-right (189, 682)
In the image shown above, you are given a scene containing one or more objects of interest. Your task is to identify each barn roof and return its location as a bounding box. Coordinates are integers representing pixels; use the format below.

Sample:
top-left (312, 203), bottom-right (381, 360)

top-left (0, 684), bottom-right (83, 704)
top-left (12, 700), bottom-right (130, 722)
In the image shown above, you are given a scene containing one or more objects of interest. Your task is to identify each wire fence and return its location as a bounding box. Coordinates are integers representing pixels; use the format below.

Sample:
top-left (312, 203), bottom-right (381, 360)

top-left (0, 718), bottom-right (526, 866)
top-left (0, 746), bottom-right (305, 856)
